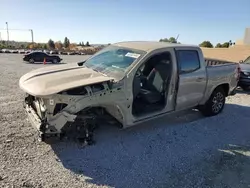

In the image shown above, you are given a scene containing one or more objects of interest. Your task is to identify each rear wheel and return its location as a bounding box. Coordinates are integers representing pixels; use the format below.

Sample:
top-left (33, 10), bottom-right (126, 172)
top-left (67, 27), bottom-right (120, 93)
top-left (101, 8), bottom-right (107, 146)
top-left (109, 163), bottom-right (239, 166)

top-left (52, 59), bottom-right (58, 64)
top-left (199, 87), bottom-right (226, 117)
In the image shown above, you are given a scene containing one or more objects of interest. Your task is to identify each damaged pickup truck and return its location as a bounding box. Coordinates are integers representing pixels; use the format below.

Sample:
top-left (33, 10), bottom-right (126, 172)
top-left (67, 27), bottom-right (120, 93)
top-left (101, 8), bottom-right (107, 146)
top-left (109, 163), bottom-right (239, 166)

top-left (19, 41), bottom-right (240, 144)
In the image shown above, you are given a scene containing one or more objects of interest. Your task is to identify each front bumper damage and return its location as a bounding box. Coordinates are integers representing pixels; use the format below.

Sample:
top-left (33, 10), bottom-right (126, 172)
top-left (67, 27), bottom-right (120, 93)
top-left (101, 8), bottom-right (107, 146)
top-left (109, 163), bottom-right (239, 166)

top-left (23, 94), bottom-right (97, 144)
top-left (23, 102), bottom-right (48, 141)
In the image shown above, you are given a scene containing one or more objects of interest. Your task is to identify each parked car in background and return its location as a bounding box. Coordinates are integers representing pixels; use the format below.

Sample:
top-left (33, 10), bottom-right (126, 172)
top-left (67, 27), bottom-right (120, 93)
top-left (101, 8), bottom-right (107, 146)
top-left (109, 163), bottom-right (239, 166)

top-left (19, 41), bottom-right (240, 143)
top-left (18, 49), bottom-right (26, 54)
top-left (68, 51), bottom-right (77, 55)
top-left (59, 51), bottom-right (68, 55)
top-left (50, 50), bottom-right (59, 54)
top-left (238, 56), bottom-right (250, 91)
top-left (23, 51), bottom-right (62, 64)
top-left (11, 49), bottom-right (18, 53)
top-left (2, 49), bottom-right (11, 53)
top-left (43, 50), bottom-right (50, 54)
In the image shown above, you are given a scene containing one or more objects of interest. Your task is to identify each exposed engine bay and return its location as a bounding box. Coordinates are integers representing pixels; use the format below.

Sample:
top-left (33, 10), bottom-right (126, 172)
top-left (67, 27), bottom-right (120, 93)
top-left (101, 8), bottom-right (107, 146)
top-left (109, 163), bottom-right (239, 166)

top-left (24, 80), bottom-right (124, 145)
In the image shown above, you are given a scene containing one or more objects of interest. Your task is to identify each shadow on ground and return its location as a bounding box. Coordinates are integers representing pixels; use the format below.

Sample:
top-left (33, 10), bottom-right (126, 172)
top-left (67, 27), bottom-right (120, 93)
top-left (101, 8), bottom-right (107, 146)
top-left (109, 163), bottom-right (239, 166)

top-left (162, 144), bottom-right (250, 188)
top-left (235, 87), bottom-right (250, 95)
top-left (24, 62), bottom-right (67, 65)
top-left (50, 103), bottom-right (250, 188)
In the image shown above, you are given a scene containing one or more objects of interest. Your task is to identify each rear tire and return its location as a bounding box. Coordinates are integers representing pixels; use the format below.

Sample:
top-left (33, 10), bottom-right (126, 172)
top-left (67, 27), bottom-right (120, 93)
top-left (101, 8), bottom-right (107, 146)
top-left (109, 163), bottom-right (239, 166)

top-left (53, 59), bottom-right (58, 64)
top-left (199, 87), bottom-right (226, 117)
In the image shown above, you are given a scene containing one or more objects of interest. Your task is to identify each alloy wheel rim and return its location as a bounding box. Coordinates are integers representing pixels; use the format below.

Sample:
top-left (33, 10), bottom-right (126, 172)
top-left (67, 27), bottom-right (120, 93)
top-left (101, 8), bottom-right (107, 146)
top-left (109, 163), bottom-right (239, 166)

top-left (212, 92), bottom-right (224, 113)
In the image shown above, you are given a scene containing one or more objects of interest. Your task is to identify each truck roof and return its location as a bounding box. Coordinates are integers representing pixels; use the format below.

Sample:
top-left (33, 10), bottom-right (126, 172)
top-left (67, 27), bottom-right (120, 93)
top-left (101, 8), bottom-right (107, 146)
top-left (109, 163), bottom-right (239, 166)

top-left (113, 41), bottom-right (199, 52)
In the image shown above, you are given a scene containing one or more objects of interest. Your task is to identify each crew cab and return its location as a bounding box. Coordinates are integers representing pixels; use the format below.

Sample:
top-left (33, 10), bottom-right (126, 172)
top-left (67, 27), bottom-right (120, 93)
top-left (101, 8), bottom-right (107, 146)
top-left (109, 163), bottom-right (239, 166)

top-left (19, 41), bottom-right (240, 144)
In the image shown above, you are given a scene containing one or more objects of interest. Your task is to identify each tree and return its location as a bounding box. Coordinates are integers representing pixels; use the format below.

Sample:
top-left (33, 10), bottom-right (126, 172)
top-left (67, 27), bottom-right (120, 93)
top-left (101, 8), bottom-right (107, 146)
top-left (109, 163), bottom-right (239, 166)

top-left (215, 42), bottom-right (231, 48)
top-left (221, 42), bottom-right (230, 48)
top-left (36, 43), bottom-right (44, 49)
top-left (69, 43), bottom-right (77, 50)
top-left (86, 41), bottom-right (90, 46)
top-left (159, 37), bottom-right (177, 43)
top-left (28, 43), bottom-right (34, 49)
top-left (48, 39), bottom-right (55, 49)
top-left (159, 38), bottom-right (169, 42)
top-left (168, 37), bottom-right (177, 43)
top-left (55, 41), bottom-right (63, 50)
top-left (64, 37), bottom-right (70, 48)
top-left (43, 44), bottom-right (47, 49)
top-left (215, 43), bottom-right (222, 48)
top-left (199, 41), bottom-right (213, 48)
top-left (78, 42), bottom-right (85, 46)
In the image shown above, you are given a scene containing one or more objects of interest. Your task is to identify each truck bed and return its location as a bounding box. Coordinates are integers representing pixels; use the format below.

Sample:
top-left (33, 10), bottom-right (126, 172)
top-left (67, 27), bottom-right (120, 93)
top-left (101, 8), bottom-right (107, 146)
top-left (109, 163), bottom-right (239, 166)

top-left (205, 60), bottom-right (239, 97)
top-left (205, 57), bottom-right (238, 66)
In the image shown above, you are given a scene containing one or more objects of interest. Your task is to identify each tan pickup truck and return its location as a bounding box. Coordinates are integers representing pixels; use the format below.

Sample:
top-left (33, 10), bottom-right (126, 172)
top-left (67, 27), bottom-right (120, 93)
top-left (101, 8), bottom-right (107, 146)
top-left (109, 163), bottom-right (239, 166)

top-left (19, 41), bottom-right (240, 144)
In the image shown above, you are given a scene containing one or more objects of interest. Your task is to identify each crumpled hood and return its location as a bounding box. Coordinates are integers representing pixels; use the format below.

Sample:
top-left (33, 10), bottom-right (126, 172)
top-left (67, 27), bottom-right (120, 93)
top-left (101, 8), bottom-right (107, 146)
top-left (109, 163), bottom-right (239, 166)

top-left (19, 63), bottom-right (114, 96)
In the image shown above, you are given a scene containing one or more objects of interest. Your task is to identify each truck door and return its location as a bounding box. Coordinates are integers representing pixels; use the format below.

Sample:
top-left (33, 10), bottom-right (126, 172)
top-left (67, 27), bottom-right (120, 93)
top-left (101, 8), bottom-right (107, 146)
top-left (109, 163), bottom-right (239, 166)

top-left (175, 48), bottom-right (207, 111)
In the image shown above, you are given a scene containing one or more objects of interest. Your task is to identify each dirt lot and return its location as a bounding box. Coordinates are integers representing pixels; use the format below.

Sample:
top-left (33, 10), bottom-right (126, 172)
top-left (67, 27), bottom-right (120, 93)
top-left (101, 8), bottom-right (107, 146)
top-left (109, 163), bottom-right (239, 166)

top-left (0, 54), bottom-right (250, 188)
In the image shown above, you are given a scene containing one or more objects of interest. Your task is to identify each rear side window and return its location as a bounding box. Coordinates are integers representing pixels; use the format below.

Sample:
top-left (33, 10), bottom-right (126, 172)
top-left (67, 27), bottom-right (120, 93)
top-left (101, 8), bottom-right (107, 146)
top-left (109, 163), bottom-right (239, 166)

top-left (176, 50), bottom-right (200, 73)
top-left (37, 52), bottom-right (46, 57)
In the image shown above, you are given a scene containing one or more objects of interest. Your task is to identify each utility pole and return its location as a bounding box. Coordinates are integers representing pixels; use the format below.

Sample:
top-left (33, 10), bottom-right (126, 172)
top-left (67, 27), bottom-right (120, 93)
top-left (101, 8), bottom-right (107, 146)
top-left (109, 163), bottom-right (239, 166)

top-left (30, 29), bottom-right (34, 43)
top-left (175, 34), bottom-right (180, 42)
top-left (6, 22), bottom-right (9, 46)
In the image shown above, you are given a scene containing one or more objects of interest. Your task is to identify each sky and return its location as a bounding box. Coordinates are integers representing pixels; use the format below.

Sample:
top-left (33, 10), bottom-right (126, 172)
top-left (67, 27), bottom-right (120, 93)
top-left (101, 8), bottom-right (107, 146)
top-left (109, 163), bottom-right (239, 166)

top-left (0, 0), bottom-right (249, 45)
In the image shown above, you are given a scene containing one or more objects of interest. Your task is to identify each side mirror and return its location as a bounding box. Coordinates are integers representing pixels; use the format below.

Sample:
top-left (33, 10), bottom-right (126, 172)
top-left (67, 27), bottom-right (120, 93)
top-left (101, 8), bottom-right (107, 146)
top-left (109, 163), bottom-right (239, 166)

top-left (77, 61), bottom-right (86, 66)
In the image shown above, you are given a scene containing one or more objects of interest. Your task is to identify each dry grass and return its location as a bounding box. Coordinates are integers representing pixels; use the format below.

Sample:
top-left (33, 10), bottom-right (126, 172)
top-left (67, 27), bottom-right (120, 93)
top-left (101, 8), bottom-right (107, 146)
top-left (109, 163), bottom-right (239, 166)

top-left (80, 46), bottom-right (102, 55)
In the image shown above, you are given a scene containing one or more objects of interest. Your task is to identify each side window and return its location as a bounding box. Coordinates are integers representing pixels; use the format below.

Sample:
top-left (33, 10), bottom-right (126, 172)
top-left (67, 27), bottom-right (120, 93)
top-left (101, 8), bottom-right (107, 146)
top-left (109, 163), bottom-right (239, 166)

top-left (176, 50), bottom-right (200, 73)
top-left (141, 52), bottom-right (172, 76)
top-left (39, 52), bottom-right (45, 58)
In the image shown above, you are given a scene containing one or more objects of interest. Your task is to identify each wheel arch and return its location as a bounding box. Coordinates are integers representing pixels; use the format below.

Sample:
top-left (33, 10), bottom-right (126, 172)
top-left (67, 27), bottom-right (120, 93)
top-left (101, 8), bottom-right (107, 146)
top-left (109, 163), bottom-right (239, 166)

top-left (199, 83), bottom-right (228, 116)
top-left (215, 83), bottom-right (229, 96)
top-left (200, 83), bottom-right (229, 105)
top-left (75, 103), bottom-right (126, 128)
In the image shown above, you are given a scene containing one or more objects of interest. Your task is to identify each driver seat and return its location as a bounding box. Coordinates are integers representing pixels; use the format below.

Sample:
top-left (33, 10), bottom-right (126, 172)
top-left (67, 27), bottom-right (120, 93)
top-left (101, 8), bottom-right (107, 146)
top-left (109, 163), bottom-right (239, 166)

top-left (140, 61), bottom-right (170, 104)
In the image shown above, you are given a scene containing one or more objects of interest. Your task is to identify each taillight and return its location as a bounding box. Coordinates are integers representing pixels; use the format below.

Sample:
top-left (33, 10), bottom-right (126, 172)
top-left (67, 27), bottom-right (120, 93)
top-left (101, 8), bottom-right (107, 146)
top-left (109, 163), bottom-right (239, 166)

top-left (236, 63), bottom-right (241, 81)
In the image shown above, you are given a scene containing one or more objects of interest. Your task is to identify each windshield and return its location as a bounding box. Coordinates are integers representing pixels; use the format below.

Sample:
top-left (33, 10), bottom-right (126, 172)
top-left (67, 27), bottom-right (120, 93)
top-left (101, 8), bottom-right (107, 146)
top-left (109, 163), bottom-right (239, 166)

top-left (83, 45), bottom-right (145, 79)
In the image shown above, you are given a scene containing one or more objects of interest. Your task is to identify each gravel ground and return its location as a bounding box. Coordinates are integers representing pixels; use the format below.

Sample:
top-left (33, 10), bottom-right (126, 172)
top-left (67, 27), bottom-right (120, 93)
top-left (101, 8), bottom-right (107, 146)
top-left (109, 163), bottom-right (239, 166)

top-left (0, 54), bottom-right (250, 188)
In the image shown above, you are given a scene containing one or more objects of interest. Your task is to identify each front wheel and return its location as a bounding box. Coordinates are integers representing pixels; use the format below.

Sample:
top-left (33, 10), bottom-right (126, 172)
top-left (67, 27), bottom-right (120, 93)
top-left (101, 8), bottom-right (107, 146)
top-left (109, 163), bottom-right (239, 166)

top-left (29, 58), bottom-right (34, 63)
top-left (199, 87), bottom-right (226, 117)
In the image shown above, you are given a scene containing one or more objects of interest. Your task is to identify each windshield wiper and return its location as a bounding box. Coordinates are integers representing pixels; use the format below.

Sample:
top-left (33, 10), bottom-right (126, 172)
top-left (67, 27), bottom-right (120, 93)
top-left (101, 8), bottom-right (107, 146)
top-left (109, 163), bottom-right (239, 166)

top-left (91, 67), bottom-right (108, 77)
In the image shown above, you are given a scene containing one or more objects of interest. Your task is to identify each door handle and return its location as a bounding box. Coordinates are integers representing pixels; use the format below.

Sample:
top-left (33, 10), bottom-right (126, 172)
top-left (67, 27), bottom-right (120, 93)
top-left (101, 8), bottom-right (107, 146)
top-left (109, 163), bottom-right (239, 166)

top-left (197, 77), bottom-right (204, 82)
